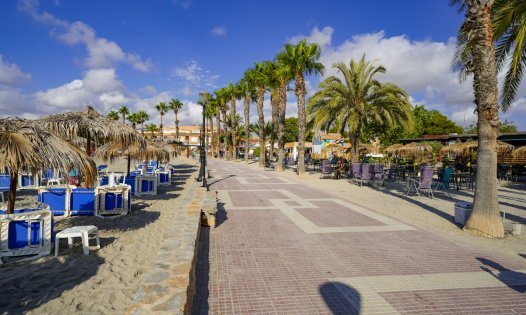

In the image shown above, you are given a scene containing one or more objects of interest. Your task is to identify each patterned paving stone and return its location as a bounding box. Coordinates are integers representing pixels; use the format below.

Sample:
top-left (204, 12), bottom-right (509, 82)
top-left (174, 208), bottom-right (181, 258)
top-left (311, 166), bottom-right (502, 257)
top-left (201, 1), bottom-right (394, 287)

top-left (192, 160), bottom-right (526, 314)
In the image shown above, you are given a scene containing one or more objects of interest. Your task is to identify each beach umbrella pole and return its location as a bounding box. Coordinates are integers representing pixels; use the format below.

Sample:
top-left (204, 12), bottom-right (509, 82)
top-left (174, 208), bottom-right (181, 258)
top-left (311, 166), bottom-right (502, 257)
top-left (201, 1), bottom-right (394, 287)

top-left (127, 153), bottom-right (131, 176)
top-left (7, 169), bottom-right (18, 214)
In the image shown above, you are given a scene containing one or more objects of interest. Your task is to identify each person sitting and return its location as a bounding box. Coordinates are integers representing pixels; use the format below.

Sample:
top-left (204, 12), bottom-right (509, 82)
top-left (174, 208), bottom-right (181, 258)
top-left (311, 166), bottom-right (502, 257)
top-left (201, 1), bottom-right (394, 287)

top-left (330, 154), bottom-right (338, 165)
top-left (333, 157), bottom-right (346, 179)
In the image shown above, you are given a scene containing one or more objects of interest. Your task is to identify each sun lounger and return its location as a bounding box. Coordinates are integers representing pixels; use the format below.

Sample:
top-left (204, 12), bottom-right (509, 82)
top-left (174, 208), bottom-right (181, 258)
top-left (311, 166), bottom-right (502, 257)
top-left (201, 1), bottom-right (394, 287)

top-left (0, 206), bottom-right (53, 264)
top-left (69, 188), bottom-right (96, 216)
top-left (95, 185), bottom-right (131, 218)
top-left (156, 170), bottom-right (171, 186)
top-left (38, 187), bottom-right (70, 217)
top-left (0, 174), bottom-right (9, 204)
top-left (135, 174), bottom-right (157, 196)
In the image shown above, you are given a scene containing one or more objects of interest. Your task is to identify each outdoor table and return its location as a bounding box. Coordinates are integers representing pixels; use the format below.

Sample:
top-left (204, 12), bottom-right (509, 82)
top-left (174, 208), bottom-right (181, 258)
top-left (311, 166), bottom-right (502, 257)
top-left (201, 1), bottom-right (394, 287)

top-left (455, 172), bottom-right (475, 190)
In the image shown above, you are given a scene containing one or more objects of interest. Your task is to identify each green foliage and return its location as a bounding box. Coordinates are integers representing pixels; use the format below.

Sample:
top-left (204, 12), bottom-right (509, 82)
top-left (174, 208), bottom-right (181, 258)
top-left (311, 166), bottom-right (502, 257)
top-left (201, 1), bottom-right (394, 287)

top-left (284, 117), bottom-right (299, 143)
top-left (253, 147), bottom-right (260, 158)
top-left (410, 105), bottom-right (464, 136)
top-left (107, 110), bottom-right (119, 121)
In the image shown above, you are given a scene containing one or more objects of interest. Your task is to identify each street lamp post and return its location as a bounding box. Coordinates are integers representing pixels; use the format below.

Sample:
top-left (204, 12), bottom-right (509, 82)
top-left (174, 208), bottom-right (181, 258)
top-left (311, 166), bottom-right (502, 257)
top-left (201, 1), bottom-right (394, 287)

top-left (197, 92), bottom-right (209, 189)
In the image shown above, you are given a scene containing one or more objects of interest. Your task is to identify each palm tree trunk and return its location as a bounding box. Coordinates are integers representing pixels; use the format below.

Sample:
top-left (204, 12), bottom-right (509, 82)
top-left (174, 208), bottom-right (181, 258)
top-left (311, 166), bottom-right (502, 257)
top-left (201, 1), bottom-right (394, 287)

top-left (174, 112), bottom-right (179, 140)
top-left (269, 90), bottom-right (278, 162)
top-left (296, 74), bottom-right (307, 175)
top-left (7, 169), bottom-right (19, 214)
top-left (222, 109), bottom-right (228, 159)
top-left (257, 87), bottom-right (266, 167)
top-left (244, 94), bottom-right (250, 163)
top-left (159, 114), bottom-right (163, 139)
top-left (464, 0), bottom-right (504, 238)
top-left (141, 122), bottom-right (145, 135)
top-left (231, 97), bottom-right (237, 160)
top-left (208, 116), bottom-right (214, 157)
top-left (277, 82), bottom-right (287, 172)
top-left (122, 114), bottom-right (126, 125)
top-left (215, 112), bottom-right (221, 158)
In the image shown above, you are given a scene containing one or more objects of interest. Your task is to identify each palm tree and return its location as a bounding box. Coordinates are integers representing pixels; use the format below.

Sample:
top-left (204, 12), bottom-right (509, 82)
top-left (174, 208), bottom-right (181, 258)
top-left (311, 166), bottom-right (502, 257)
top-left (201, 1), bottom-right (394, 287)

top-left (245, 62), bottom-right (272, 166)
top-left (145, 123), bottom-right (159, 138)
top-left (265, 62), bottom-right (280, 164)
top-left (202, 94), bottom-right (216, 158)
top-left (224, 82), bottom-right (243, 159)
top-left (308, 56), bottom-right (412, 163)
top-left (136, 110), bottom-right (150, 134)
top-left (107, 110), bottom-right (119, 121)
top-left (279, 39), bottom-right (324, 175)
top-left (239, 77), bottom-right (256, 163)
top-left (454, 0), bottom-right (526, 109)
top-left (127, 113), bottom-right (140, 130)
top-left (208, 96), bottom-right (221, 158)
top-left (275, 53), bottom-right (294, 171)
top-left (118, 105), bottom-right (130, 125)
top-left (451, 0), bottom-right (504, 238)
top-left (168, 98), bottom-right (184, 142)
top-left (215, 88), bottom-right (229, 159)
top-left (155, 101), bottom-right (169, 139)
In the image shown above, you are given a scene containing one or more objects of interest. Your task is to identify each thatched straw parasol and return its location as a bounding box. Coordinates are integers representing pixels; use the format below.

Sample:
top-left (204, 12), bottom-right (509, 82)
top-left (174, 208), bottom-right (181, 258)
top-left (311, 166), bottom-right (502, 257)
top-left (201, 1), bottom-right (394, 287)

top-left (384, 143), bottom-right (403, 154)
top-left (514, 145), bottom-right (526, 157)
top-left (38, 106), bottom-right (145, 155)
top-left (440, 140), bottom-right (514, 157)
top-left (358, 143), bottom-right (378, 154)
top-left (0, 118), bottom-right (97, 214)
top-left (94, 139), bottom-right (176, 174)
top-left (396, 142), bottom-right (433, 157)
top-left (38, 106), bottom-right (146, 186)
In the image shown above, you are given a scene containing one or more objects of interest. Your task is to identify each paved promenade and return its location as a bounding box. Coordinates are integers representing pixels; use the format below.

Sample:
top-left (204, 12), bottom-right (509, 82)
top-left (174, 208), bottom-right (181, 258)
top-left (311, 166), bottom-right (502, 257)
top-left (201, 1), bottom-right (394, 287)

top-left (193, 160), bottom-right (526, 314)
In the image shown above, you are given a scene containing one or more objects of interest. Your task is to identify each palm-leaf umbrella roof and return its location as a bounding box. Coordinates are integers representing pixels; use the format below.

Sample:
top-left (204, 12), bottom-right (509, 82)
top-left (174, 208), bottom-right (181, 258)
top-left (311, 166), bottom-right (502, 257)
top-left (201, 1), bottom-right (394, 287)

top-left (38, 106), bottom-right (145, 149)
top-left (0, 118), bottom-right (97, 213)
top-left (384, 143), bottom-right (403, 154)
top-left (514, 145), bottom-right (526, 157)
top-left (440, 140), bottom-right (514, 157)
top-left (396, 142), bottom-right (433, 157)
top-left (94, 139), bottom-right (175, 163)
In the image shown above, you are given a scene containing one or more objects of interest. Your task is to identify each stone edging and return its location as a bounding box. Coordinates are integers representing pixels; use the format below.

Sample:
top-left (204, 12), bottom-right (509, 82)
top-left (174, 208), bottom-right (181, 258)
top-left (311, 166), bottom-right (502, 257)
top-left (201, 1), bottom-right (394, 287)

top-left (126, 176), bottom-right (207, 314)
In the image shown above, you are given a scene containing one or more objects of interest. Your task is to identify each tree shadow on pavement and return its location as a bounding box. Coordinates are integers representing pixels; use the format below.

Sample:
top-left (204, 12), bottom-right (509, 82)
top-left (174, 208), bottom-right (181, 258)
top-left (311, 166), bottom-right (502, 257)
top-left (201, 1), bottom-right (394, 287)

top-left (215, 202), bottom-right (228, 227)
top-left (477, 257), bottom-right (526, 293)
top-left (320, 282), bottom-right (360, 314)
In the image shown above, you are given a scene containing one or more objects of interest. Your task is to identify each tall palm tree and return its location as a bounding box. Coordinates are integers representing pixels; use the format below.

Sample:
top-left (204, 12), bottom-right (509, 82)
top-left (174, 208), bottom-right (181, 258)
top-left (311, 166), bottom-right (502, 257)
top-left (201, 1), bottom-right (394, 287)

top-left (107, 110), bottom-right (119, 121)
top-left (264, 62), bottom-right (279, 164)
top-left (245, 62), bottom-right (272, 167)
top-left (224, 82), bottom-right (243, 159)
top-left (136, 110), bottom-right (150, 134)
top-left (454, 0), bottom-right (526, 109)
top-left (118, 105), bottom-right (130, 125)
top-left (127, 112), bottom-right (140, 130)
top-left (239, 77), bottom-right (256, 163)
top-left (451, 0), bottom-right (504, 238)
top-left (155, 101), bottom-right (169, 139)
top-left (279, 39), bottom-right (324, 175)
top-left (208, 96), bottom-right (221, 158)
top-left (308, 57), bottom-right (412, 163)
top-left (275, 53), bottom-right (294, 172)
top-left (203, 96), bottom-right (216, 158)
top-left (145, 123), bottom-right (159, 138)
top-left (168, 98), bottom-right (184, 142)
top-left (215, 88), bottom-right (229, 159)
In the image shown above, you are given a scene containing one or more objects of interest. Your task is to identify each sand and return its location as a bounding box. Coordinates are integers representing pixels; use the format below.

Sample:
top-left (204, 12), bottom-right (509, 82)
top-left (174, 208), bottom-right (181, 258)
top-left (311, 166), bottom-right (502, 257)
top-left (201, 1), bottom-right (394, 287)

top-left (0, 157), bottom-right (198, 315)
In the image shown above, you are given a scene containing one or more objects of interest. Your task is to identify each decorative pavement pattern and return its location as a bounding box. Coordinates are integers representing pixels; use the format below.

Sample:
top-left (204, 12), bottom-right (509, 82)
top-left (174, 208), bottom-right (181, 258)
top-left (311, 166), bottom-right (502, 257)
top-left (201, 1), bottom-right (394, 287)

top-left (193, 160), bottom-right (526, 314)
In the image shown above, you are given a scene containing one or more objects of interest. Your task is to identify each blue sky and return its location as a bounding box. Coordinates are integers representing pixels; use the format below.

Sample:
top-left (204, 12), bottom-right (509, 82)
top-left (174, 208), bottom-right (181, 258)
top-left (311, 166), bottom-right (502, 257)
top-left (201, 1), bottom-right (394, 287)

top-left (1, 0), bottom-right (525, 130)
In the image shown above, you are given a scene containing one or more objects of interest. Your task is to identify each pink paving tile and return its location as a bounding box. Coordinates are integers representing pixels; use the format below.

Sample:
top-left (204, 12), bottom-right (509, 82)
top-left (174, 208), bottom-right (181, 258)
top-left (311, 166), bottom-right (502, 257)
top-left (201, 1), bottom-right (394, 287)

top-left (228, 191), bottom-right (288, 207)
top-left (295, 200), bottom-right (384, 227)
top-left (380, 286), bottom-right (526, 314)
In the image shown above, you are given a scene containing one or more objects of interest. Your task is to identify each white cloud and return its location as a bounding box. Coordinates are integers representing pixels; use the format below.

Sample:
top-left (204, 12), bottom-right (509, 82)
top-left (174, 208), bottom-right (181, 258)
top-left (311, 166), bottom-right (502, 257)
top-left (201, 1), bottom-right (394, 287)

top-left (18, 0), bottom-right (152, 72)
top-left (138, 85), bottom-right (158, 95)
top-left (289, 26), bottom-right (333, 48)
top-left (35, 68), bottom-right (130, 113)
top-left (0, 55), bottom-right (32, 86)
top-left (210, 26), bottom-right (227, 37)
top-left (171, 60), bottom-right (219, 98)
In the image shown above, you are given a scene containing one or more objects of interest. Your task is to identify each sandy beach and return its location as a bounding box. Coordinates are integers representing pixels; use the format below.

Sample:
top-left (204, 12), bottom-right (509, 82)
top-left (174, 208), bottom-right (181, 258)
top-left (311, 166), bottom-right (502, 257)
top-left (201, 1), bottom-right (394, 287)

top-left (0, 157), bottom-right (198, 314)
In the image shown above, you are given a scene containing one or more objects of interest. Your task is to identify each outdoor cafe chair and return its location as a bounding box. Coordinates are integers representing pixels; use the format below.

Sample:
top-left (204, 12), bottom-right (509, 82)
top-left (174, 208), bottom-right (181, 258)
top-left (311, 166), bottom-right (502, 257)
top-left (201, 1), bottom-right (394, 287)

top-left (406, 166), bottom-right (435, 198)
top-left (320, 160), bottom-right (333, 179)
top-left (433, 167), bottom-right (453, 198)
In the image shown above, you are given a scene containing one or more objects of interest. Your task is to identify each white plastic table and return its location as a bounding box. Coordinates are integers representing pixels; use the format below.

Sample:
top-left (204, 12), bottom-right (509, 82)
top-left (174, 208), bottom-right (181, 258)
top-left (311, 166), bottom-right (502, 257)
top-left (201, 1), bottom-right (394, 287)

top-left (55, 225), bottom-right (100, 256)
